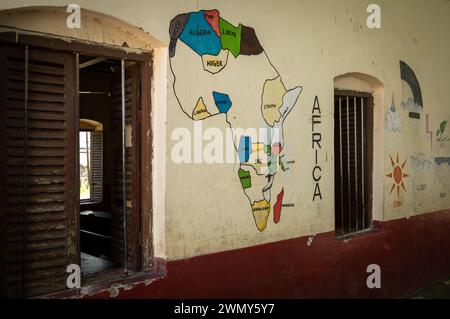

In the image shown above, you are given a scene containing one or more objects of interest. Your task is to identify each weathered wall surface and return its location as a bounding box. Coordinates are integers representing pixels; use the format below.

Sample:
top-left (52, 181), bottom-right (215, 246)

top-left (1, 0), bottom-right (449, 263)
top-left (80, 209), bottom-right (450, 299)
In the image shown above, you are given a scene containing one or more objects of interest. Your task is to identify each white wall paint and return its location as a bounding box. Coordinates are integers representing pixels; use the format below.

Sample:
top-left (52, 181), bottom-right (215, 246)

top-left (0, 0), bottom-right (449, 261)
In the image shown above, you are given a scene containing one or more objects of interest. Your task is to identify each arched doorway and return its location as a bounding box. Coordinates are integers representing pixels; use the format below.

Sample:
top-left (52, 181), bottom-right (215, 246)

top-left (333, 73), bottom-right (385, 236)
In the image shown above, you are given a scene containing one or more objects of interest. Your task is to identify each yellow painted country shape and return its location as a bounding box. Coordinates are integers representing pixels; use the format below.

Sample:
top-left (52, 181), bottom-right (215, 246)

top-left (261, 76), bottom-right (286, 126)
top-left (251, 199), bottom-right (270, 231)
top-left (251, 142), bottom-right (265, 152)
top-left (192, 97), bottom-right (212, 120)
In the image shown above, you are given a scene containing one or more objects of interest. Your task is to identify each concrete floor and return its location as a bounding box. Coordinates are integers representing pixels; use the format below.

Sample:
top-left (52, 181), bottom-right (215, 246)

top-left (411, 277), bottom-right (450, 299)
top-left (81, 252), bottom-right (117, 275)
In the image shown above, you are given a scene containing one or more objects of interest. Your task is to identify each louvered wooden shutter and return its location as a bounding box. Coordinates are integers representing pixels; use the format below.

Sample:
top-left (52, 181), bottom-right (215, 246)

top-left (110, 64), bottom-right (141, 272)
top-left (90, 131), bottom-right (103, 203)
top-left (0, 45), bottom-right (77, 297)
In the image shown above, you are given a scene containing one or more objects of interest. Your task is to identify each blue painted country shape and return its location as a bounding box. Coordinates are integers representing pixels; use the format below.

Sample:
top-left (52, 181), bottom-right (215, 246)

top-left (179, 11), bottom-right (221, 56)
top-left (238, 136), bottom-right (252, 163)
top-left (212, 91), bottom-right (232, 113)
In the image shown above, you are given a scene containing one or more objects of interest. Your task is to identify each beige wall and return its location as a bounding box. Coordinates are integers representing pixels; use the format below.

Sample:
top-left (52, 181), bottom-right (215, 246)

top-left (0, 0), bottom-right (449, 261)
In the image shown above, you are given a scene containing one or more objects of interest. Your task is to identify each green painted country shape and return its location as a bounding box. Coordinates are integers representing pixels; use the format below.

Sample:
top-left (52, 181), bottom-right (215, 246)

top-left (219, 18), bottom-right (241, 58)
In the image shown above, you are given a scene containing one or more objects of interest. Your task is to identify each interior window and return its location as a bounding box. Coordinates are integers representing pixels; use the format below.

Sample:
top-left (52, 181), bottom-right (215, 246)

top-left (79, 128), bottom-right (103, 203)
top-left (79, 131), bottom-right (92, 200)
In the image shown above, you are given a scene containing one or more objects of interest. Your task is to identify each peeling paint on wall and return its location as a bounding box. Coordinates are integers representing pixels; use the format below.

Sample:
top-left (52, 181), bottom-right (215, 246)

top-left (385, 95), bottom-right (402, 132)
top-left (410, 152), bottom-right (433, 171)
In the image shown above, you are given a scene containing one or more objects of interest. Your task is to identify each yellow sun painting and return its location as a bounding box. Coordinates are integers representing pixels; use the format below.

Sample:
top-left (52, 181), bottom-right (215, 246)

top-left (386, 153), bottom-right (409, 197)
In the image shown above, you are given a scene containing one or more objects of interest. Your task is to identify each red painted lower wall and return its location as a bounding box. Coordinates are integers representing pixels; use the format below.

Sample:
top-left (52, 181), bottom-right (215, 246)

top-left (85, 209), bottom-right (450, 298)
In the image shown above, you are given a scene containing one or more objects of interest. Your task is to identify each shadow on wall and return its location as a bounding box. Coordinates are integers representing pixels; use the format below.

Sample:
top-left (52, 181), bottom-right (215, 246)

top-left (0, 6), bottom-right (164, 51)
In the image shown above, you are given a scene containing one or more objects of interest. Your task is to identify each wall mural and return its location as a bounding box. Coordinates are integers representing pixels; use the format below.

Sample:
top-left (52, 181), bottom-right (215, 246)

top-left (400, 60), bottom-right (423, 119)
top-left (169, 10), bottom-right (302, 231)
top-left (410, 152), bottom-right (433, 171)
top-left (436, 120), bottom-right (448, 144)
top-left (386, 153), bottom-right (409, 198)
top-left (410, 152), bottom-right (432, 193)
top-left (435, 157), bottom-right (450, 166)
top-left (434, 119), bottom-right (450, 166)
top-left (385, 95), bottom-right (402, 133)
top-left (386, 153), bottom-right (410, 208)
top-left (312, 96), bottom-right (323, 201)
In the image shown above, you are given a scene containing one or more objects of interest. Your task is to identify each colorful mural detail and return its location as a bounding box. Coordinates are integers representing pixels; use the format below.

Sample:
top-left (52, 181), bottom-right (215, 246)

top-left (436, 120), bottom-right (448, 143)
top-left (192, 97), bottom-right (211, 120)
top-left (273, 188), bottom-right (284, 224)
top-left (386, 153), bottom-right (409, 197)
top-left (169, 10), bottom-right (301, 231)
top-left (170, 9), bottom-right (264, 60)
top-left (168, 13), bottom-right (190, 58)
top-left (400, 60), bottom-right (423, 119)
top-left (262, 76), bottom-right (287, 126)
top-left (238, 168), bottom-right (252, 189)
top-left (385, 95), bottom-right (402, 132)
top-left (251, 199), bottom-right (271, 231)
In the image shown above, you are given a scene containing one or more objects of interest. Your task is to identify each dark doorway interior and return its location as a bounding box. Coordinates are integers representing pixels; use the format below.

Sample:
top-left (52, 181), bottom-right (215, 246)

top-left (334, 91), bottom-right (373, 237)
top-left (78, 56), bottom-right (120, 275)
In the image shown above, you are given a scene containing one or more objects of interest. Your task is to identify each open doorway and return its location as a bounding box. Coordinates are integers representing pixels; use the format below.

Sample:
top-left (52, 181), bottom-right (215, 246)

top-left (0, 26), bottom-right (153, 297)
top-left (78, 55), bottom-right (141, 278)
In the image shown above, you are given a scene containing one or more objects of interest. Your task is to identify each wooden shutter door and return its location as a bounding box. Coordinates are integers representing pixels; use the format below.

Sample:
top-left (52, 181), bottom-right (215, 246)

top-left (110, 63), bottom-right (141, 272)
top-left (0, 45), bottom-right (77, 297)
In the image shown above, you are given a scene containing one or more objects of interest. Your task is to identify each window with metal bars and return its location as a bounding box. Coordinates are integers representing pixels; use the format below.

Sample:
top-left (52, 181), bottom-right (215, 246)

top-left (334, 90), bottom-right (373, 236)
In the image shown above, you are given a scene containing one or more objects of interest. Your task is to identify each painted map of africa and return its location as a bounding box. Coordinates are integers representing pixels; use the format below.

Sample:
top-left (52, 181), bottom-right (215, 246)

top-left (169, 9), bottom-right (302, 231)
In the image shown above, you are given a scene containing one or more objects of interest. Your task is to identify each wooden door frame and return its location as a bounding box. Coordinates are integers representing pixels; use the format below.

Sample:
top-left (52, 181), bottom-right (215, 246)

top-left (0, 31), bottom-right (154, 276)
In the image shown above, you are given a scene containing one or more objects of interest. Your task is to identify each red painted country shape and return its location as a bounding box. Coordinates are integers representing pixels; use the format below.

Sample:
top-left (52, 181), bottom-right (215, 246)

top-left (204, 9), bottom-right (221, 38)
top-left (273, 188), bottom-right (284, 224)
